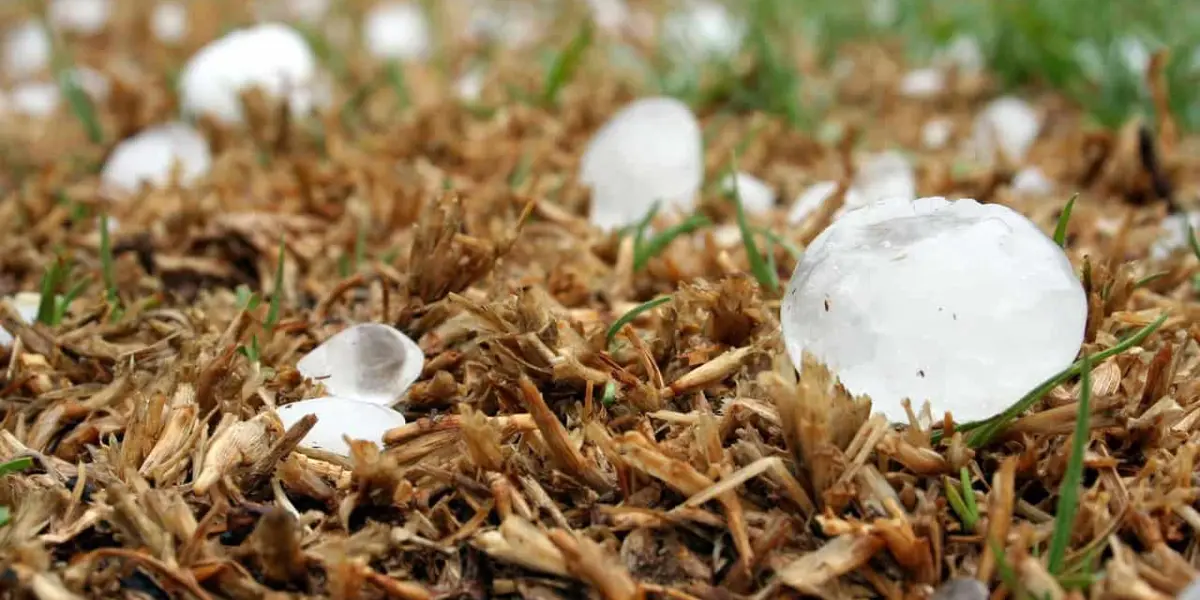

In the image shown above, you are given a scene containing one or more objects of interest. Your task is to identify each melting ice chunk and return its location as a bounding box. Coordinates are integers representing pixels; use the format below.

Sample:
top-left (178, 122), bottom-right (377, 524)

top-left (970, 96), bottom-right (1041, 165)
top-left (179, 22), bottom-right (324, 124)
top-left (297, 323), bottom-right (425, 406)
top-left (898, 68), bottom-right (945, 99)
top-left (100, 122), bottom-right (212, 196)
top-left (581, 96), bottom-right (703, 231)
top-left (721, 171), bottom-right (775, 215)
top-left (1011, 166), bottom-right (1054, 197)
top-left (364, 2), bottom-right (432, 61)
top-left (277, 396), bottom-right (405, 457)
top-left (0, 292), bottom-right (43, 347)
top-left (662, 1), bottom-right (744, 60)
top-left (781, 197), bottom-right (1087, 423)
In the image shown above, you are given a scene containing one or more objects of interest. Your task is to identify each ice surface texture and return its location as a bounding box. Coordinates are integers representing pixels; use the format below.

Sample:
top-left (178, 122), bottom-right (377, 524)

top-left (781, 197), bottom-right (1087, 423)
top-left (296, 323), bottom-right (425, 407)
top-left (101, 123), bottom-right (212, 195)
top-left (277, 397), bottom-right (405, 457)
top-left (581, 97), bottom-right (703, 231)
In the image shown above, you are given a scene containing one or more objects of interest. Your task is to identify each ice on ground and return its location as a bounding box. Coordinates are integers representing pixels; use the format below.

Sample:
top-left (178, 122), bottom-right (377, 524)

top-left (454, 67), bottom-right (485, 102)
top-left (581, 96), bottom-right (703, 231)
top-left (1178, 578), bottom-right (1200, 600)
top-left (787, 152), bottom-right (916, 225)
top-left (0, 292), bottom-right (43, 347)
top-left (277, 397), bottom-right (405, 457)
top-left (788, 180), bottom-right (839, 225)
top-left (179, 23), bottom-right (324, 124)
top-left (4, 21), bottom-right (51, 79)
top-left (9, 81), bottom-right (60, 117)
top-left (1011, 167), bottom-right (1054, 197)
top-left (297, 323), bottom-right (425, 406)
top-left (921, 117), bottom-right (953, 150)
top-left (464, 1), bottom-right (539, 48)
top-left (781, 196), bottom-right (1087, 423)
top-left (969, 96), bottom-right (1041, 165)
top-left (100, 122), bottom-right (212, 196)
top-left (721, 171), bottom-right (775, 215)
top-left (364, 2), bottom-right (432, 61)
top-left (934, 35), bottom-right (984, 75)
top-left (1152, 212), bottom-right (1200, 260)
top-left (49, 0), bottom-right (111, 35)
top-left (662, 0), bottom-right (744, 60)
top-left (898, 68), bottom-right (945, 99)
top-left (152, 2), bottom-right (188, 44)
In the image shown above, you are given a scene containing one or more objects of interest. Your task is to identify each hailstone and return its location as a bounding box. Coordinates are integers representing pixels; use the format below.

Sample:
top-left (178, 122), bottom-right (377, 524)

top-left (581, 96), bottom-right (703, 231)
top-left (277, 397), bottom-right (405, 457)
top-left (662, 1), bottom-right (744, 60)
top-left (0, 292), bottom-right (43, 347)
top-left (364, 2), bottom-right (432, 61)
top-left (970, 96), bottom-right (1041, 165)
top-left (100, 122), bottom-right (212, 196)
top-left (179, 22), bottom-right (323, 124)
top-left (1152, 212), bottom-right (1200, 260)
top-left (152, 2), bottom-right (188, 44)
top-left (788, 180), bottom-right (839, 225)
top-left (1011, 167), bottom-right (1054, 197)
top-left (898, 68), bottom-right (945, 99)
top-left (721, 171), bottom-right (775, 215)
top-left (4, 21), bottom-right (51, 78)
top-left (781, 196), bottom-right (1087, 423)
top-left (9, 81), bottom-right (60, 117)
top-left (922, 118), bottom-right (953, 150)
top-left (48, 0), bottom-right (111, 35)
top-left (296, 323), bottom-right (425, 406)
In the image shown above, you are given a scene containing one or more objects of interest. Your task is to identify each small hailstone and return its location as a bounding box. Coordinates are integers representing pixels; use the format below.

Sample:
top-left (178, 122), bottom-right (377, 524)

top-left (9, 81), bottom-right (60, 117)
top-left (1117, 35), bottom-right (1151, 78)
top-left (152, 1), bottom-right (189, 44)
top-left (931, 579), bottom-right (988, 600)
top-left (465, 2), bottom-right (538, 48)
top-left (581, 96), bottom-right (703, 231)
top-left (297, 323), bottom-right (425, 406)
top-left (921, 117), bottom-right (953, 150)
top-left (662, 1), bottom-right (744, 60)
top-left (970, 96), bottom-right (1041, 165)
top-left (1011, 167), bottom-right (1054, 197)
top-left (586, 0), bottom-right (630, 34)
top-left (787, 180), bottom-right (838, 225)
top-left (781, 197), bottom-right (1087, 423)
top-left (865, 0), bottom-right (898, 27)
top-left (845, 151), bottom-right (916, 211)
top-left (100, 122), bottom-right (212, 195)
top-left (1151, 212), bottom-right (1200, 260)
top-left (67, 67), bottom-right (110, 101)
top-left (0, 292), bottom-right (42, 347)
top-left (364, 2), bottom-right (432, 61)
top-left (934, 35), bottom-right (985, 75)
top-left (277, 397), bottom-right (405, 457)
top-left (898, 68), bottom-right (945, 99)
top-left (454, 67), bottom-right (484, 103)
top-left (48, 0), bottom-right (111, 35)
top-left (4, 21), bottom-right (51, 79)
top-left (179, 23), bottom-right (323, 124)
top-left (710, 223), bottom-right (744, 248)
top-left (722, 171), bottom-right (775, 215)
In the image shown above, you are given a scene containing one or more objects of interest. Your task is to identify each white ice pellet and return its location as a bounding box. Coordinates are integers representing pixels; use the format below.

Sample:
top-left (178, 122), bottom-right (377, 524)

top-left (100, 122), bottom-right (212, 196)
top-left (846, 151), bottom-right (917, 211)
top-left (781, 196), bottom-right (1087, 423)
top-left (581, 96), bottom-right (703, 231)
top-left (465, 1), bottom-right (539, 48)
top-left (179, 22), bottom-right (324, 124)
top-left (662, 0), bottom-right (744, 60)
top-left (921, 117), bottom-right (953, 150)
top-left (0, 292), bottom-right (43, 347)
top-left (48, 0), bottom-right (111, 35)
top-left (276, 396), bottom-right (406, 457)
top-left (152, 1), bottom-right (188, 44)
top-left (970, 96), bottom-right (1041, 165)
top-left (1152, 212), bottom-right (1200, 260)
top-left (297, 323), bottom-right (425, 406)
top-left (788, 180), bottom-right (839, 225)
top-left (722, 171), bottom-right (776, 215)
top-left (4, 21), bottom-right (51, 79)
top-left (1011, 166), bottom-right (1054, 197)
top-left (9, 81), bottom-right (60, 117)
top-left (1117, 35), bottom-right (1151, 78)
top-left (454, 67), bottom-right (484, 103)
top-left (586, 0), bottom-right (631, 35)
top-left (364, 2), bottom-right (432, 61)
top-left (898, 68), bottom-right (945, 99)
top-left (934, 34), bottom-right (985, 75)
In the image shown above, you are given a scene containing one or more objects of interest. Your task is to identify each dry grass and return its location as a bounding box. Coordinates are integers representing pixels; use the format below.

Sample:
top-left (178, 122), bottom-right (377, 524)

top-left (1, 2), bottom-right (1199, 599)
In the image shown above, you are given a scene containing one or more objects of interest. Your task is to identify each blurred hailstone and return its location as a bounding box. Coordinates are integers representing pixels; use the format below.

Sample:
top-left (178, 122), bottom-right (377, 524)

top-left (464, 1), bottom-right (539, 48)
top-left (276, 397), bottom-right (406, 457)
top-left (179, 23), bottom-right (326, 124)
top-left (662, 0), bottom-right (744, 60)
top-left (253, 0), bottom-right (331, 24)
top-left (152, 2), bottom-right (189, 44)
top-left (581, 96), bottom-right (703, 231)
top-left (48, 0), bottom-right (111, 35)
top-left (898, 68), bottom-right (945, 99)
top-left (0, 292), bottom-right (42, 347)
top-left (364, 2), bottom-right (432, 61)
top-left (788, 180), bottom-right (839, 225)
top-left (9, 81), bottom-right (61, 117)
top-left (1152, 212), bottom-right (1200, 260)
top-left (297, 323), bottom-right (426, 406)
top-left (782, 196), bottom-right (1087, 422)
top-left (4, 21), bottom-right (51, 78)
top-left (921, 117), bottom-right (953, 150)
top-left (454, 67), bottom-right (485, 102)
top-left (1011, 167), bottom-right (1054, 197)
top-left (787, 151), bottom-right (916, 224)
top-left (100, 122), bottom-right (212, 196)
top-left (721, 171), bottom-right (776, 215)
top-left (969, 96), bottom-right (1040, 166)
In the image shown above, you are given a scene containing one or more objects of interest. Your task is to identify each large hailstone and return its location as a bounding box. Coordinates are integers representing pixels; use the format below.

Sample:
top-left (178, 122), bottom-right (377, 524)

top-left (4, 21), bottom-right (51, 79)
top-left (100, 122), bottom-right (212, 195)
top-left (781, 196), bottom-right (1087, 423)
top-left (662, 0), bottom-right (744, 60)
top-left (0, 292), bottom-right (41, 347)
top-left (179, 23), bottom-right (323, 124)
top-left (277, 397), bottom-right (405, 457)
top-left (296, 323), bottom-right (425, 406)
top-left (970, 96), bottom-right (1041, 165)
top-left (581, 96), bottom-right (703, 231)
top-left (364, 2), bottom-right (432, 61)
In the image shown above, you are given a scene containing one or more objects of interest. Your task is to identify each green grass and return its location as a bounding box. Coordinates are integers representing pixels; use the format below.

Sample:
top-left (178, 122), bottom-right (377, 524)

top-left (607, 296), bottom-right (671, 347)
top-left (541, 20), bottom-right (593, 106)
top-left (728, 161), bottom-right (779, 293)
top-left (633, 215), bottom-right (711, 272)
top-left (1047, 353), bottom-right (1091, 575)
top-left (0, 456), bottom-right (33, 527)
top-left (98, 214), bottom-right (121, 321)
top-left (265, 241), bottom-right (286, 332)
top-left (1053, 194), bottom-right (1078, 247)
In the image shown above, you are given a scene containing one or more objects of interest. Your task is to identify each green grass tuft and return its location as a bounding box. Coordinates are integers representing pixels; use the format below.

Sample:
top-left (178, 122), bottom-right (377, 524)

top-left (265, 241), bottom-right (286, 332)
top-left (1047, 352), bottom-right (1091, 575)
top-left (541, 20), bottom-right (593, 106)
top-left (1053, 193), bottom-right (1078, 247)
top-left (98, 214), bottom-right (121, 321)
top-left (633, 214), bottom-right (711, 272)
top-left (607, 296), bottom-right (671, 347)
top-left (729, 161), bottom-right (779, 293)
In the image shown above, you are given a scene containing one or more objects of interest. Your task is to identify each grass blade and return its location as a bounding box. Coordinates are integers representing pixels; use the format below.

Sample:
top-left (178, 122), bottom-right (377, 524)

top-left (541, 20), bottom-right (593, 106)
top-left (1188, 221), bottom-right (1200, 262)
top-left (0, 456), bottom-right (33, 477)
top-left (99, 214), bottom-right (120, 319)
top-left (54, 276), bottom-right (90, 325)
top-left (385, 61), bottom-right (411, 109)
top-left (1053, 193), bottom-right (1078, 247)
top-left (730, 160), bottom-right (779, 293)
top-left (751, 226), bottom-right (802, 260)
top-left (964, 313), bottom-right (1166, 447)
top-left (606, 296), bottom-right (671, 347)
top-left (1047, 353), bottom-right (1091, 575)
top-left (633, 214), bottom-right (711, 272)
top-left (35, 259), bottom-right (65, 325)
top-left (265, 241), bottom-right (286, 331)
top-left (960, 467), bottom-right (979, 524)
